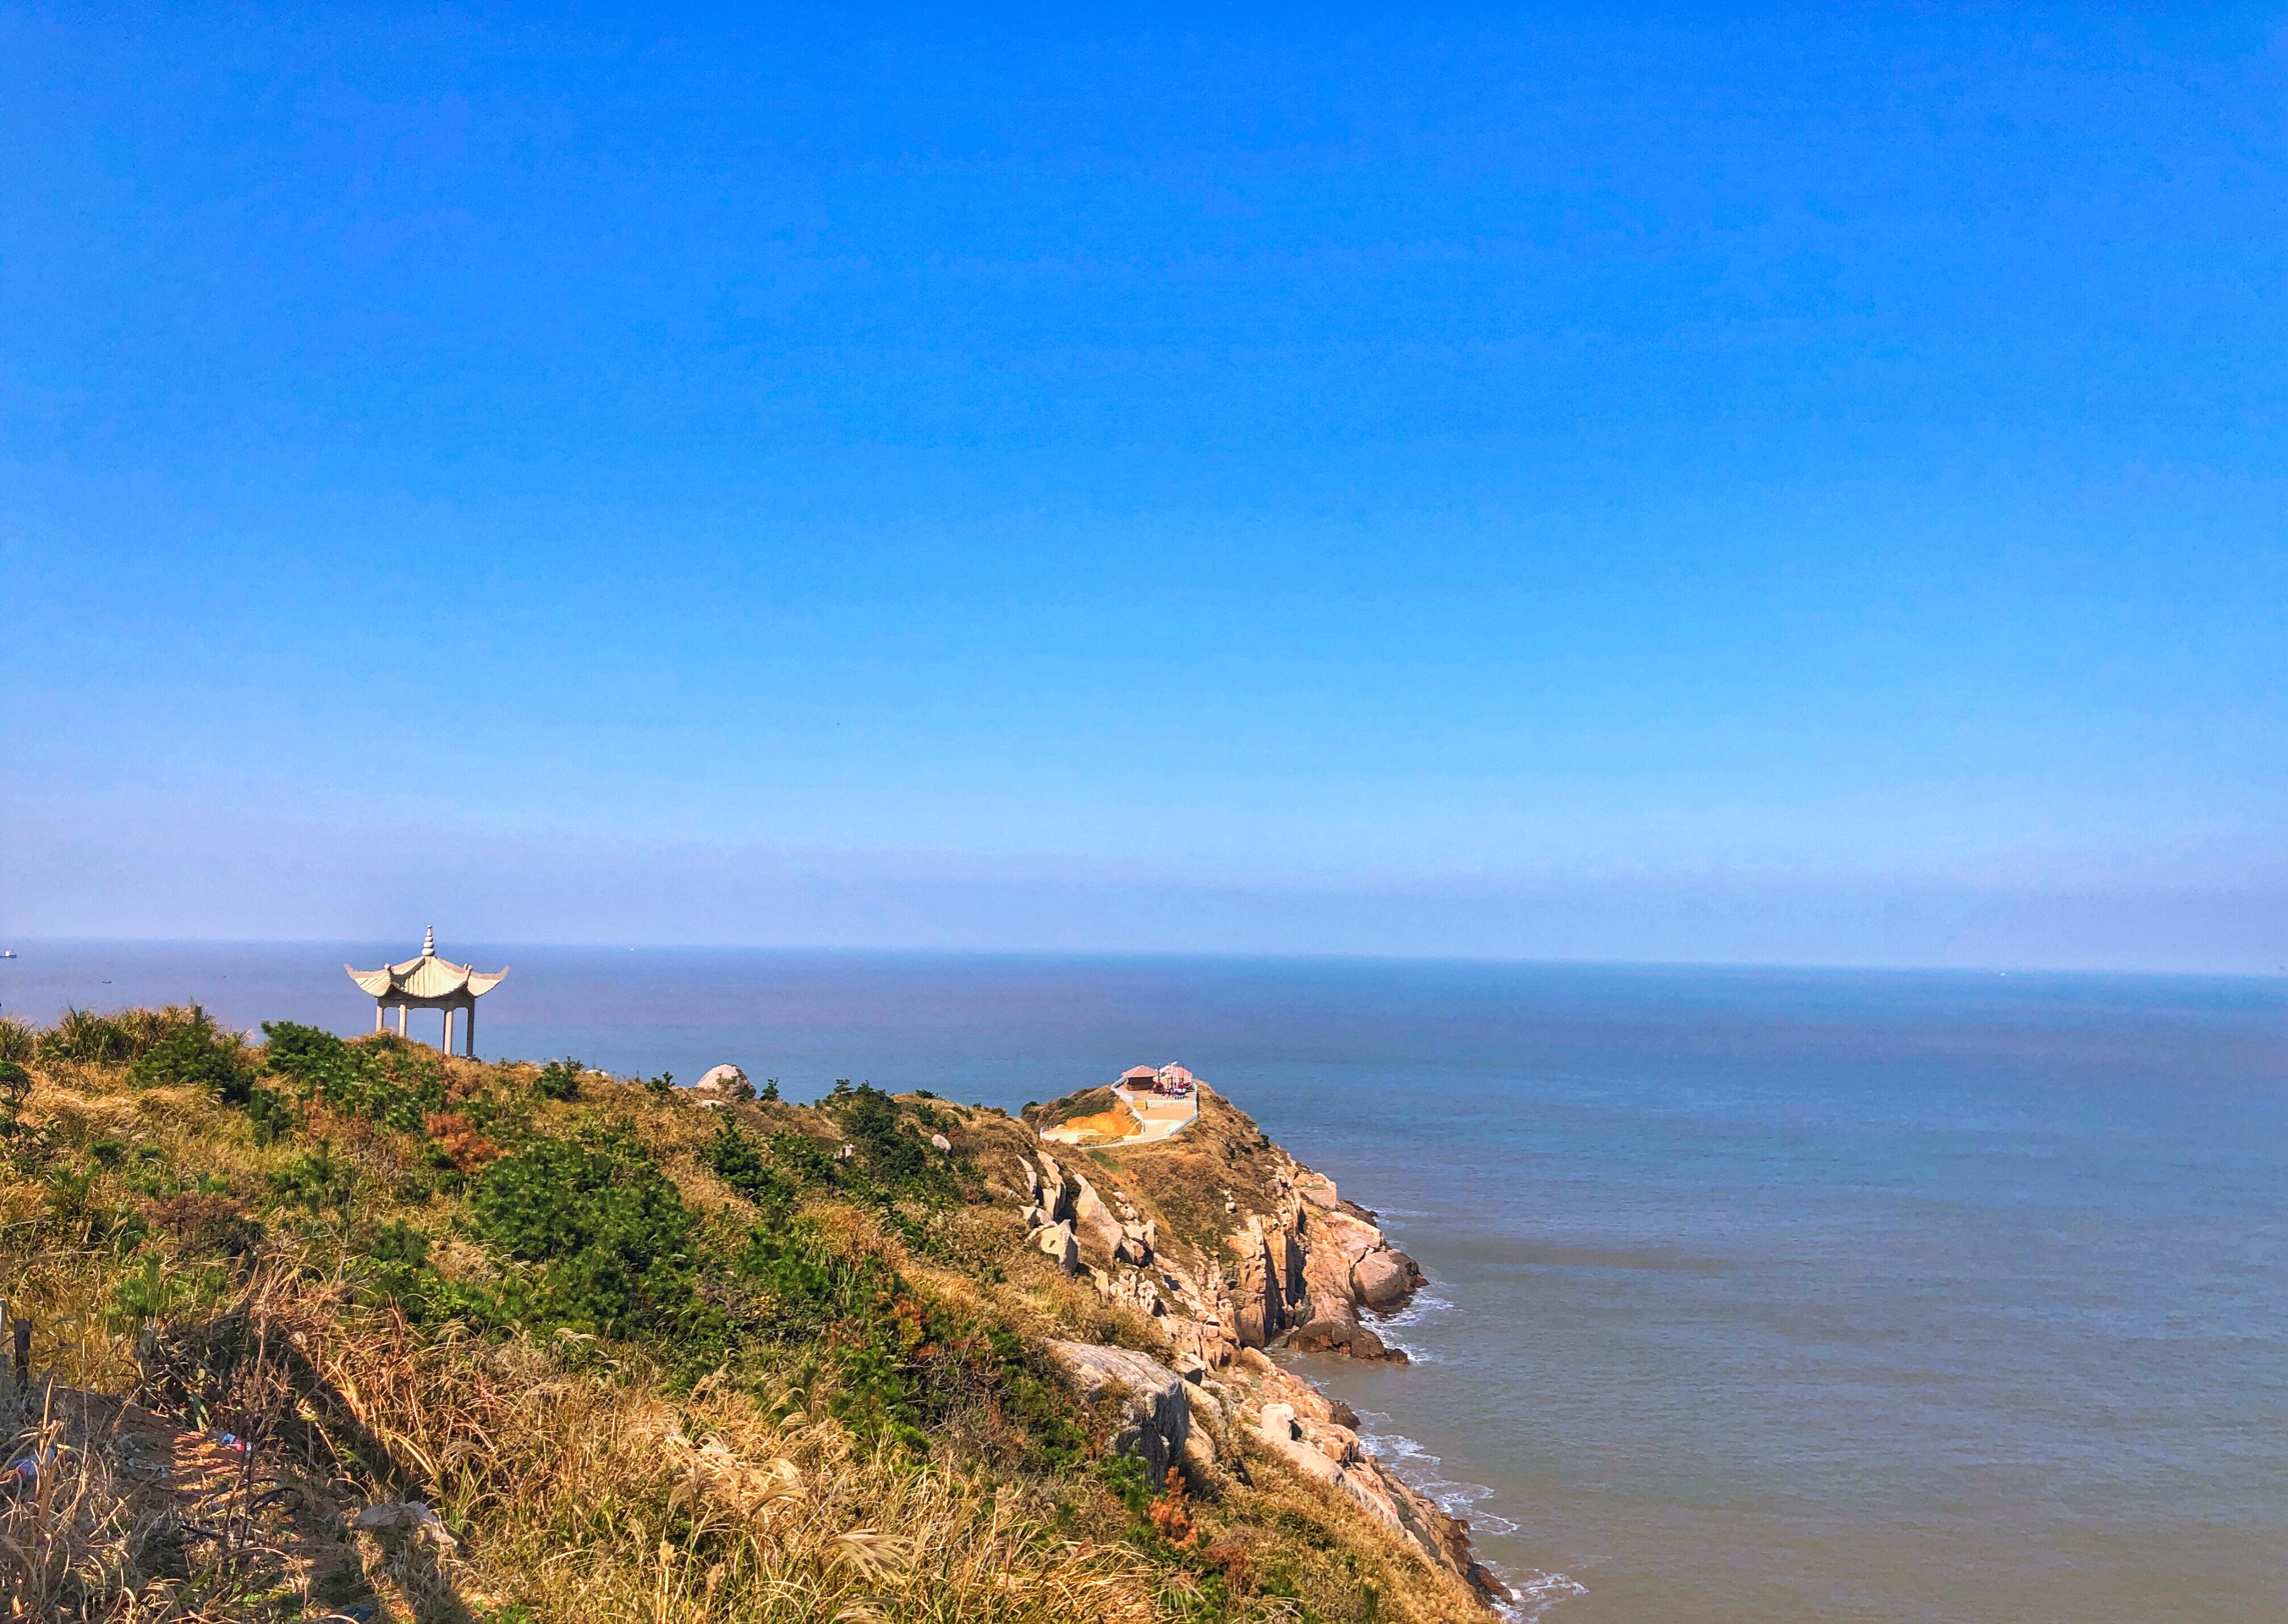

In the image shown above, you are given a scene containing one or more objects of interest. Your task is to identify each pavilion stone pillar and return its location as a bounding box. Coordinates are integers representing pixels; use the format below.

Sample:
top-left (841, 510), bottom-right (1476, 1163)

top-left (464, 999), bottom-right (475, 1057)
top-left (397, 1006), bottom-right (408, 1037)
top-left (374, 1003), bottom-right (385, 1033)
top-left (442, 1007), bottom-right (455, 1056)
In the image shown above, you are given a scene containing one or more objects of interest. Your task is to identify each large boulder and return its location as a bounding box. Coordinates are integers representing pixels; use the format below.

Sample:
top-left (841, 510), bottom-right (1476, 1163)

top-left (1035, 1221), bottom-right (1082, 1274)
top-left (1046, 1341), bottom-right (1191, 1485)
top-left (694, 1064), bottom-right (754, 1101)
top-left (1069, 1169), bottom-right (1127, 1259)
top-left (1352, 1248), bottom-right (1424, 1314)
top-left (1285, 1315), bottom-right (1406, 1363)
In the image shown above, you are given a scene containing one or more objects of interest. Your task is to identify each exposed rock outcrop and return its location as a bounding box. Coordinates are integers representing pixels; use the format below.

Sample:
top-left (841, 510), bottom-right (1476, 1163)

top-left (1203, 1171), bottom-right (1421, 1363)
top-left (1032, 1149), bottom-right (1078, 1226)
top-left (1045, 1341), bottom-right (1190, 1486)
top-left (693, 1064), bottom-right (754, 1101)
top-left (1069, 1166), bottom-right (1128, 1259)
top-left (1286, 1314), bottom-right (1400, 1361)
top-left (1236, 1349), bottom-right (1508, 1607)
top-left (1015, 1081), bottom-right (1498, 1610)
top-left (1281, 1171), bottom-right (1418, 1363)
top-left (1034, 1218), bottom-right (1081, 1273)
top-left (1353, 1246), bottom-right (1426, 1313)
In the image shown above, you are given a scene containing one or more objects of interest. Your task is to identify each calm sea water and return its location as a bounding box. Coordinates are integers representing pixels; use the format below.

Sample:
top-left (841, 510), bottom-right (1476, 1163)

top-left (8, 944), bottom-right (2286, 1622)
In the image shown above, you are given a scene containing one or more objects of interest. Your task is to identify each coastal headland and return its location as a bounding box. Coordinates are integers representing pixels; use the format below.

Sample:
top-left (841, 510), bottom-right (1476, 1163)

top-left (1018, 1079), bottom-right (1501, 1603)
top-left (0, 1006), bottom-right (1505, 1621)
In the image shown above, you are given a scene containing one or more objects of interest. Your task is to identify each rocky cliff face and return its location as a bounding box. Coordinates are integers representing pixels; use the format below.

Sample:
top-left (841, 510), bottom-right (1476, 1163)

top-left (1009, 1085), bottom-right (1506, 1610)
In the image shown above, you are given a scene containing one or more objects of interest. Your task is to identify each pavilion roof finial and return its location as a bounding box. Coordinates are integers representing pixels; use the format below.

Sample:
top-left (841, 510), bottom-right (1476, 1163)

top-left (347, 930), bottom-right (508, 1002)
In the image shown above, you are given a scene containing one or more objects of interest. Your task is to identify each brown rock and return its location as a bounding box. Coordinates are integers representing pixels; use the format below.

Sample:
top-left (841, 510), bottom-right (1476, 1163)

top-left (1229, 1218), bottom-right (1287, 1347)
top-left (1352, 1247), bottom-right (1424, 1314)
top-left (1035, 1220), bottom-right (1081, 1274)
top-left (1285, 1315), bottom-right (1406, 1363)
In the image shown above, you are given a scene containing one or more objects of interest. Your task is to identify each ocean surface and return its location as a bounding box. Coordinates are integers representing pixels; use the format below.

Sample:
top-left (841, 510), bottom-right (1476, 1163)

top-left (8, 943), bottom-right (2287, 1623)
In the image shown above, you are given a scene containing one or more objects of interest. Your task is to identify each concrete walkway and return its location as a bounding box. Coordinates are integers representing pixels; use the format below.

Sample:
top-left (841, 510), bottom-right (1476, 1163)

top-left (1119, 1089), bottom-right (1199, 1142)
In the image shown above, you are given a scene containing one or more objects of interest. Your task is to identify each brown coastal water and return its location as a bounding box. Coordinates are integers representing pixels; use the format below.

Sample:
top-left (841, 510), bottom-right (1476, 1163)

top-left (9, 946), bottom-right (2286, 1621)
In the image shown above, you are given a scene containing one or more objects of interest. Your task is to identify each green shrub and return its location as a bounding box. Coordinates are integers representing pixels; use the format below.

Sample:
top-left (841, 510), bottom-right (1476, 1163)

top-left (269, 1141), bottom-right (354, 1214)
top-left (244, 1085), bottom-right (298, 1145)
top-left (40, 1004), bottom-right (213, 1065)
top-left (837, 1083), bottom-right (924, 1181)
top-left (726, 1216), bottom-right (1083, 1460)
top-left (106, 1255), bottom-right (192, 1333)
top-left (0, 1059), bottom-right (30, 1142)
top-left (534, 1057), bottom-right (583, 1100)
top-left (732, 1218), bottom-right (938, 1444)
top-left (123, 1145), bottom-right (176, 1197)
top-left (260, 1019), bottom-right (345, 1078)
top-left (129, 1013), bottom-right (254, 1103)
top-left (468, 1127), bottom-right (718, 1350)
top-left (699, 1122), bottom-right (801, 1220)
top-left (0, 1017), bottom-right (33, 1065)
top-left (1100, 1451), bottom-right (1155, 1517)
top-left (261, 1021), bottom-right (443, 1135)
top-left (44, 1160), bottom-right (144, 1249)
top-left (363, 1218), bottom-right (434, 1314)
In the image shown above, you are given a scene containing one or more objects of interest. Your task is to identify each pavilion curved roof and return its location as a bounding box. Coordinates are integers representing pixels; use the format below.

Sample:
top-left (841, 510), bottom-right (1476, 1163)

top-left (347, 930), bottom-right (508, 1000)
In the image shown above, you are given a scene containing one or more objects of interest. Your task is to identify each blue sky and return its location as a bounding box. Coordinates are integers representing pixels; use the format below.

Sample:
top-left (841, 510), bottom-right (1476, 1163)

top-left (3, 6), bottom-right (2284, 968)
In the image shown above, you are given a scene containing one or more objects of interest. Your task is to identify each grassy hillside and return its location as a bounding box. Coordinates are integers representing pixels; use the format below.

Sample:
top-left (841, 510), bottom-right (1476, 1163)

top-left (0, 1007), bottom-right (1489, 1624)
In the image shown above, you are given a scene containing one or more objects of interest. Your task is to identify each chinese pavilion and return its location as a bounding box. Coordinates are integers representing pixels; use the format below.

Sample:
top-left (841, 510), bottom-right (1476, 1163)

top-left (346, 929), bottom-right (508, 1056)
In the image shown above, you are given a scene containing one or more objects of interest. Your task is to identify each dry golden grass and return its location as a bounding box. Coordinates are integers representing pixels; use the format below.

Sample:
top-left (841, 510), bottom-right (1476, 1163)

top-left (3, 1410), bottom-right (136, 1621)
top-left (283, 1292), bottom-right (1178, 1624)
top-left (2, 1356), bottom-right (359, 1622)
top-left (3, 1268), bottom-right (1185, 1624)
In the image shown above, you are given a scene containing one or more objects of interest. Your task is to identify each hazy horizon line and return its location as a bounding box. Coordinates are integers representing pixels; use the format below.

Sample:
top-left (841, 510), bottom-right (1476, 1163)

top-left (8, 935), bottom-right (2280, 985)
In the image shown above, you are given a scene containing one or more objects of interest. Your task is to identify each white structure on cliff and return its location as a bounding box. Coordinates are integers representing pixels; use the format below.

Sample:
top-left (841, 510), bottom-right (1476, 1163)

top-left (1119, 1064), bottom-right (1199, 1136)
top-left (346, 929), bottom-right (508, 1056)
top-left (1118, 1062), bottom-right (1196, 1099)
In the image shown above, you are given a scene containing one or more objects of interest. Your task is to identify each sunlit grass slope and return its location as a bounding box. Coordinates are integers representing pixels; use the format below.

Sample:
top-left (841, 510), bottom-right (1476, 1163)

top-left (0, 1007), bottom-right (1483, 1624)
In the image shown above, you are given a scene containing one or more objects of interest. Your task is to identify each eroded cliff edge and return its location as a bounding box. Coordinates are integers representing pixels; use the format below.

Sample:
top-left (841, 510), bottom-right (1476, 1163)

top-left (1013, 1083), bottom-right (1507, 1609)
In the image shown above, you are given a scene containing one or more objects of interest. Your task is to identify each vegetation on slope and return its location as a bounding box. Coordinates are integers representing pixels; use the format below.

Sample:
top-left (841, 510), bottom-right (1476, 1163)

top-left (0, 1007), bottom-right (1485, 1624)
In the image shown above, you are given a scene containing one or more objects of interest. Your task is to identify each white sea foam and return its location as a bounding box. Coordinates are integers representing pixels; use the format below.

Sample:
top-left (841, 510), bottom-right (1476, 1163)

top-left (1361, 1287), bottom-right (1456, 1334)
top-left (1351, 1416), bottom-right (1520, 1534)
top-left (1347, 1411), bottom-right (1577, 1615)
top-left (1357, 1287), bottom-right (1455, 1362)
top-left (1505, 1567), bottom-right (1589, 1621)
top-left (1292, 1259), bottom-right (1573, 1610)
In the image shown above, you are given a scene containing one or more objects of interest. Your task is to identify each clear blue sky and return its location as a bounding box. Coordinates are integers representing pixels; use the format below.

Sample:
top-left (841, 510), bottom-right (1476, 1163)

top-left (3, 6), bottom-right (2283, 969)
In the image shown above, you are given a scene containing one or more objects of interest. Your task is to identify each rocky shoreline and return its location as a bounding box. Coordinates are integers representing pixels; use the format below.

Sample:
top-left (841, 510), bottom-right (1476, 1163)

top-left (1012, 1083), bottom-right (1512, 1610)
